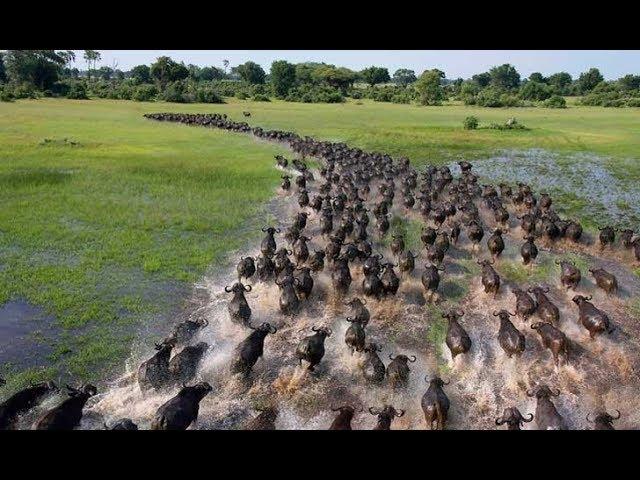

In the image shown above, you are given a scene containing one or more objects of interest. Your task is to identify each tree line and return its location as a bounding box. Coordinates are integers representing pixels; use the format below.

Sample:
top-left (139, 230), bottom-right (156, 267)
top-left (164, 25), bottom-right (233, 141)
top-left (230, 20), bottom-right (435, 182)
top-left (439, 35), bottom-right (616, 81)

top-left (1, 50), bottom-right (639, 108)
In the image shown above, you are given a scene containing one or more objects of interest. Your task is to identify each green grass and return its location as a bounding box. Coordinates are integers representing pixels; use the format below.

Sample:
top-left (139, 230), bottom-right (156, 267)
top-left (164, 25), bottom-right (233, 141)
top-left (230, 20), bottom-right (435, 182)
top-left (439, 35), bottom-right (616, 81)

top-left (0, 99), bottom-right (290, 387)
top-left (1, 97), bottom-right (639, 389)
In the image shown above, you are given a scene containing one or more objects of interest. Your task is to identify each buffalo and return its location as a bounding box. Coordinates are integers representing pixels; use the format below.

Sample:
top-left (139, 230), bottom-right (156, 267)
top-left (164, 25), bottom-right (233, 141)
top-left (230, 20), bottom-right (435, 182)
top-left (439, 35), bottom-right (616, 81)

top-left (529, 286), bottom-right (560, 325)
top-left (586, 410), bottom-right (620, 430)
top-left (166, 317), bottom-right (208, 346)
top-left (295, 326), bottom-right (332, 371)
top-left (443, 310), bottom-right (472, 359)
top-left (236, 256), bottom-right (256, 281)
top-left (33, 384), bottom-right (97, 430)
top-left (230, 322), bottom-right (277, 376)
top-left (260, 227), bottom-right (279, 257)
top-left (225, 282), bottom-right (252, 325)
top-left (329, 405), bottom-right (362, 430)
top-left (487, 228), bottom-right (505, 259)
top-left (151, 382), bottom-right (213, 430)
top-left (556, 259), bottom-right (581, 290)
top-left (588, 268), bottom-right (618, 295)
top-left (421, 376), bottom-right (450, 430)
top-left (495, 407), bottom-right (533, 430)
top-left (478, 259), bottom-right (501, 298)
top-left (294, 266), bottom-right (314, 300)
top-left (386, 354), bottom-right (417, 389)
top-left (526, 385), bottom-right (567, 430)
top-left (0, 381), bottom-right (59, 430)
top-left (521, 235), bottom-right (538, 266)
top-left (245, 406), bottom-right (278, 430)
top-left (572, 295), bottom-right (614, 339)
top-left (493, 310), bottom-right (526, 358)
top-left (344, 297), bottom-right (370, 325)
top-left (598, 226), bottom-right (615, 250)
top-left (530, 322), bottom-right (568, 365)
top-left (345, 317), bottom-right (366, 354)
top-left (276, 275), bottom-right (301, 316)
top-left (360, 343), bottom-right (386, 384)
top-left (106, 418), bottom-right (138, 430)
top-left (369, 405), bottom-right (404, 430)
top-left (380, 262), bottom-right (400, 296)
top-left (398, 250), bottom-right (418, 274)
top-left (138, 340), bottom-right (174, 392)
top-left (168, 342), bottom-right (209, 385)
top-left (512, 287), bottom-right (537, 321)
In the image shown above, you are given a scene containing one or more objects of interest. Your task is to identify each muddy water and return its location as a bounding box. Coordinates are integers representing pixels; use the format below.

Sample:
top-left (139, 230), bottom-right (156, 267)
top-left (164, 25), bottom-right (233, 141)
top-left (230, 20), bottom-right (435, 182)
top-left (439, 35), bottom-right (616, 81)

top-left (70, 148), bottom-right (640, 431)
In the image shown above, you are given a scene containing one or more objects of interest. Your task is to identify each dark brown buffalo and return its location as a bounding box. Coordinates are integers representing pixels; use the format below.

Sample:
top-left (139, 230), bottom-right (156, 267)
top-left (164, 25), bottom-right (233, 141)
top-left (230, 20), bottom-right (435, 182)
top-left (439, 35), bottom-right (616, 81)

top-left (151, 382), bottom-right (212, 430)
top-left (276, 275), bottom-right (300, 316)
top-left (487, 228), bottom-right (505, 259)
top-left (386, 354), bottom-right (416, 389)
top-left (493, 310), bottom-right (525, 358)
top-left (619, 229), bottom-right (635, 249)
top-left (421, 263), bottom-right (444, 302)
top-left (344, 297), bottom-right (370, 325)
top-left (390, 234), bottom-right (405, 257)
top-left (166, 317), bottom-right (208, 346)
top-left (598, 226), bottom-right (615, 249)
top-left (225, 282), bottom-right (252, 325)
top-left (34, 384), bottom-right (97, 430)
top-left (230, 322), bottom-right (277, 376)
top-left (565, 220), bottom-right (583, 242)
top-left (527, 385), bottom-right (567, 430)
top-left (512, 287), bottom-right (537, 321)
top-left (529, 286), bottom-right (560, 325)
top-left (369, 405), bottom-right (404, 430)
top-left (478, 259), bottom-right (500, 298)
top-left (260, 227), bottom-right (279, 257)
top-left (236, 256), bottom-right (256, 281)
top-left (572, 295), bottom-right (614, 339)
top-left (521, 235), bottom-right (538, 265)
top-left (398, 250), bottom-right (418, 274)
top-left (443, 310), bottom-right (471, 359)
top-left (345, 317), bottom-right (366, 354)
top-left (421, 226), bottom-right (437, 248)
top-left (360, 343), bottom-right (386, 384)
top-left (0, 381), bottom-right (58, 430)
top-left (331, 257), bottom-right (352, 295)
top-left (421, 376), bottom-right (450, 430)
top-left (380, 262), bottom-right (400, 295)
top-left (294, 266), bottom-right (314, 300)
top-left (586, 410), bottom-right (620, 430)
top-left (295, 326), bottom-right (332, 371)
top-left (588, 268), bottom-right (618, 295)
top-left (531, 322), bottom-right (568, 365)
top-left (105, 418), bottom-right (138, 430)
top-left (308, 250), bottom-right (326, 272)
top-left (281, 175), bottom-right (291, 191)
top-left (138, 340), bottom-right (174, 392)
top-left (168, 342), bottom-right (209, 385)
top-left (329, 405), bottom-right (362, 430)
top-left (556, 259), bottom-right (581, 290)
top-left (495, 407), bottom-right (533, 430)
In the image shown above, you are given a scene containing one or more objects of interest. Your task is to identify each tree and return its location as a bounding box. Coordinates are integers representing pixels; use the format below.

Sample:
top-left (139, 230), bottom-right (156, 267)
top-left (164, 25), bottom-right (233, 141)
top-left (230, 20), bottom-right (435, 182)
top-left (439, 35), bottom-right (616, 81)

top-left (311, 65), bottom-right (357, 93)
top-left (577, 68), bottom-right (604, 93)
top-left (528, 72), bottom-right (547, 84)
top-left (415, 68), bottom-right (446, 105)
top-left (472, 72), bottom-right (491, 87)
top-left (83, 50), bottom-right (101, 81)
top-left (97, 66), bottom-right (114, 81)
top-left (234, 61), bottom-right (266, 84)
top-left (59, 51), bottom-right (76, 69)
top-left (520, 81), bottom-right (552, 101)
top-left (270, 60), bottom-right (296, 97)
top-left (547, 72), bottom-right (572, 91)
top-left (198, 66), bottom-right (224, 81)
top-left (392, 68), bottom-right (417, 87)
top-left (150, 56), bottom-right (189, 88)
top-left (489, 64), bottom-right (520, 90)
top-left (3, 50), bottom-right (66, 90)
top-left (617, 74), bottom-right (640, 91)
top-left (222, 59), bottom-right (229, 74)
top-left (0, 52), bottom-right (6, 83)
top-left (130, 64), bottom-right (151, 84)
top-left (360, 66), bottom-right (390, 87)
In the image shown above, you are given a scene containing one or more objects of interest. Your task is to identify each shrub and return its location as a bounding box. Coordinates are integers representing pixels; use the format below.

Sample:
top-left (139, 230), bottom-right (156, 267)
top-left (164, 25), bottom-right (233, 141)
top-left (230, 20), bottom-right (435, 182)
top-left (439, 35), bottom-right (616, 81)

top-left (159, 82), bottom-right (187, 103)
top-left (543, 95), bottom-right (567, 108)
top-left (475, 87), bottom-right (504, 107)
top-left (66, 82), bottom-right (88, 100)
top-left (487, 117), bottom-right (528, 130)
top-left (285, 84), bottom-right (344, 103)
top-left (0, 87), bottom-right (14, 102)
top-left (463, 116), bottom-right (479, 130)
top-left (194, 86), bottom-right (224, 104)
top-left (252, 94), bottom-right (271, 102)
top-left (132, 84), bottom-right (158, 102)
top-left (236, 91), bottom-right (249, 100)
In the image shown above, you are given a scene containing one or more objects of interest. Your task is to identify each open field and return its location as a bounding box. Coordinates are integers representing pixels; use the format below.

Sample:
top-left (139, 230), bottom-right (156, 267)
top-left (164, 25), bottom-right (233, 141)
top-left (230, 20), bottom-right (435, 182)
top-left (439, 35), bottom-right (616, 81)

top-left (1, 98), bottom-right (639, 390)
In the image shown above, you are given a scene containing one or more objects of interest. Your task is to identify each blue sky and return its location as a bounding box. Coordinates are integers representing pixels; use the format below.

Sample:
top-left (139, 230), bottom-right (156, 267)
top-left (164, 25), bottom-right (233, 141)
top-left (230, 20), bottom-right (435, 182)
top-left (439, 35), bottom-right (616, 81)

top-left (69, 50), bottom-right (640, 80)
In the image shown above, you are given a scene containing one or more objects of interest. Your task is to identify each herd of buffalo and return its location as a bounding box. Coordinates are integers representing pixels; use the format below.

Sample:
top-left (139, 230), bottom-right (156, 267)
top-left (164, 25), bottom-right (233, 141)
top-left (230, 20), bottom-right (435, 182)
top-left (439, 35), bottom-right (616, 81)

top-left (1, 111), bottom-right (638, 431)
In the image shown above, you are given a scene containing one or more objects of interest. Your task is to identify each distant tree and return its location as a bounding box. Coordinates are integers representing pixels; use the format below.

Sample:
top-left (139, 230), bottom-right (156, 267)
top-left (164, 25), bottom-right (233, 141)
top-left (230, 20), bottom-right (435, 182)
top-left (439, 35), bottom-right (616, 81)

top-left (295, 62), bottom-right (325, 85)
top-left (547, 72), bottom-right (572, 91)
top-left (3, 50), bottom-right (66, 90)
top-left (83, 50), bottom-right (101, 81)
top-left (97, 66), bottom-right (114, 81)
top-left (222, 59), bottom-right (229, 74)
top-left (472, 72), bottom-right (491, 87)
top-left (234, 61), bottom-right (266, 84)
top-left (130, 64), bottom-right (151, 84)
top-left (312, 65), bottom-right (357, 93)
top-left (59, 51), bottom-right (76, 69)
top-left (198, 66), bottom-right (224, 81)
top-left (187, 64), bottom-right (202, 81)
top-left (617, 74), bottom-right (640, 91)
top-left (150, 56), bottom-right (189, 88)
top-left (528, 72), bottom-right (547, 84)
top-left (577, 67), bottom-right (604, 93)
top-left (392, 68), bottom-right (417, 86)
top-left (520, 81), bottom-right (552, 101)
top-left (270, 60), bottom-right (297, 97)
top-left (360, 66), bottom-right (390, 86)
top-left (114, 70), bottom-right (125, 81)
top-left (489, 64), bottom-right (520, 90)
top-left (0, 52), bottom-right (6, 83)
top-left (415, 68), bottom-right (446, 105)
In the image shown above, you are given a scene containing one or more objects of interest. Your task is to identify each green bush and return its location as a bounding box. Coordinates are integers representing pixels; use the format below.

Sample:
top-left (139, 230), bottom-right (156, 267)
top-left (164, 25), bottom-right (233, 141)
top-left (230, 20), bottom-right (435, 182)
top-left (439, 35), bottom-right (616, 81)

top-left (487, 117), bottom-right (528, 130)
top-left (132, 84), bottom-right (158, 102)
top-left (0, 87), bottom-right (14, 102)
top-left (66, 82), bottom-right (88, 100)
top-left (236, 91), bottom-right (249, 100)
top-left (159, 82), bottom-right (187, 103)
top-left (285, 84), bottom-right (344, 103)
top-left (252, 94), bottom-right (271, 102)
top-left (194, 86), bottom-right (224, 104)
top-left (543, 95), bottom-right (567, 108)
top-left (463, 116), bottom-right (479, 130)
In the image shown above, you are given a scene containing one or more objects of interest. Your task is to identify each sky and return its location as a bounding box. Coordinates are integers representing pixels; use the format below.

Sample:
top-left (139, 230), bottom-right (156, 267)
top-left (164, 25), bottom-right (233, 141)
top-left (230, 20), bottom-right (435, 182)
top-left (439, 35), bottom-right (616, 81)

top-left (68, 50), bottom-right (640, 80)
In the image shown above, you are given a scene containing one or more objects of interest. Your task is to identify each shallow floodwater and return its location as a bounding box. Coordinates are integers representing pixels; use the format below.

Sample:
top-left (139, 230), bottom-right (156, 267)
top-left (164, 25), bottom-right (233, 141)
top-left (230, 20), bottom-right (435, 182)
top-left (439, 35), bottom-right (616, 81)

top-left (455, 149), bottom-right (640, 226)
